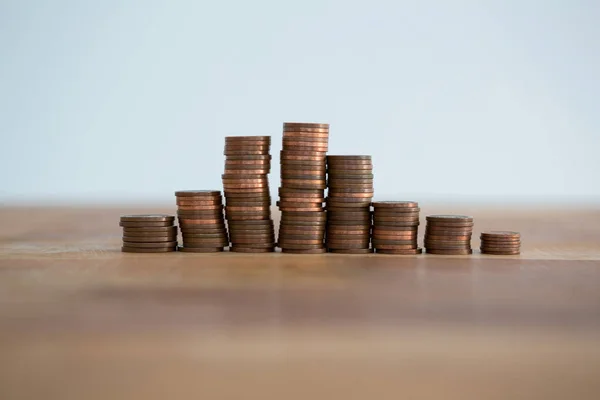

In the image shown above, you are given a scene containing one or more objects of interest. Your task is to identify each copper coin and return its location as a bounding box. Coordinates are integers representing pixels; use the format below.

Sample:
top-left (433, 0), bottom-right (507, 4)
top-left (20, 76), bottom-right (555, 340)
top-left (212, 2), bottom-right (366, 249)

top-left (425, 249), bottom-right (473, 255)
top-left (122, 226), bottom-right (178, 235)
top-left (225, 160), bottom-right (271, 166)
top-left (426, 215), bottom-right (473, 222)
top-left (281, 169), bottom-right (327, 176)
top-left (326, 229), bottom-right (370, 235)
top-left (279, 197), bottom-right (325, 204)
top-left (283, 122), bottom-right (329, 129)
top-left (183, 241), bottom-right (229, 248)
top-left (326, 207), bottom-right (371, 213)
top-left (372, 234), bottom-right (417, 240)
top-left (224, 143), bottom-right (270, 149)
top-left (328, 192), bottom-right (374, 198)
top-left (229, 240), bottom-right (276, 246)
top-left (224, 169), bottom-right (270, 175)
top-left (224, 191), bottom-right (271, 198)
top-left (278, 233), bottom-right (324, 240)
top-left (425, 226), bottom-right (473, 233)
top-left (177, 211), bottom-right (224, 219)
top-left (177, 205), bottom-right (223, 211)
top-left (426, 222), bottom-right (474, 228)
top-left (228, 222), bottom-right (274, 228)
top-left (480, 250), bottom-right (521, 255)
top-left (222, 173), bottom-right (268, 180)
top-left (279, 228), bottom-right (324, 235)
top-left (326, 200), bottom-right (372, 208)
top-left (224, 187), bottom-right (270, 194)
top-left (230, 242), bottom-right (275, 249)
top-left (282, 248), bottom-right (327, 254)
top-left (226, 154), bottom-right (271, 160)
top-left (281, 129), bottom-right (329, 135)
top-left (326, 225), bottom-right (371, 232)
top-left (280, 151), bottom-right (326, 161)
top-left (224, 205), bottom-right (270, 212)
top-left (181, 227), bottom-right (227, 234)
top-left (373, 221), bottom-right (419, 228)
top-left (328, 187), bottom-right (374, 194)
top-left (230, 232), bottom-right (274, 238)
top-left (279, 206), bottom-right (324, 212)
top-left (375, 248), bottom-right (422, 255)
top-left (226, 135), bottom-right (271, 141)
top-left (281, 175), bottom-right (327, 182)
top-left (175, 190), bottom-right (221, 197)
top-left (224, 150), bottom-right (270, 156)
top-left (278, 238), bottom-right (324, 245)
top-left (327, 158), bottom-right (372, 164)
top-left (120, 214), bottom-right (175, 223)
top-left (426, 234), bottom-right (472, 241)
top-left (326, 238), bottom-right (370, 245)
top-left (281, 159), bottom-right (327, 166)
top-left (278, 243), bottom-right (325, 250)
top-left (179, 218), bottom-right (224, 225)
top-left (324, 233), bottom-right (370, 240)
top-left (372, 244), bottom-right (420, 250)
top-left (225, 199), bottom-right (271, 206)
top-left (481, 231), bottom-right (520, 238)
top-left (373, 216), bottom-right (419, 223)
top-left (229, 228), bottom-right (274, 235)
top-left (327, 221), bottom-right (371, 227)
top-left (327, 211), bottom-right (371, 218)
top-left (480, 242), bottom-right (521, 248)
top-left (372, 201), bottom-right (419, 209)
top-left (122, 246), bottom-right (176, 253)
top-left (325, 243), bottom-right (370, 249)
top-left (227, 216), bottom-right (271, 222)
top-left (223, 183), bottom-right (269, 189)
top-left (283, 139), bottom-right (329, 147)
top-left (280, 222), bottom-right (326, 228)
top-left (328, 179), bottom-right (373, 185)
top-left (178, 247), bottom-right (224, 253)
top-left (282, 134), bottom-right (329, 142)
top-left (480, 237), bottom-right (521, 242)
top-left (424, 243), bottom-right (471, 249)
top-left (122, 235), bottom-right (177, 243)
top-left (182, 233), bottom-right (228, 239)
top-left (281, 211), bottom-right (326, 218)
top-left (373, 208), bottom-right (420, 215)
top-left (229, 247), bottom-right (275, 253)
top-left (279, 188), bottom-right (324, 197)
top-left (328, 248), bottom-right (374, 254)
top-left (119, 221), bottom-right (174, 228)
top-left (327, 155), bottom-right (370, 160)
top-left (372, 239), bottom-right (417, 246)
top-left (176, 199), bottom-right (222, 206)
top-left (281, 179), bottom-right (327, 187)
top-left (122, 241), bottom-right (178, 248)
top-left (372, 226), bottom-right (418, 232)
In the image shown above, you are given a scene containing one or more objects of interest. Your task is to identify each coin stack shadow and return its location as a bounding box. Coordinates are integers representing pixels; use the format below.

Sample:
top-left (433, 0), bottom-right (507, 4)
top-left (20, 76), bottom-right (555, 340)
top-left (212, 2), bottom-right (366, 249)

top-left (175, 190), bottom-right (228, 253)
top-left (277, 123), bottom-right (329, 254)
top-left (222, 136), bottom-right (275, 253)
top-left (424, 215), bottom-right (474, 255)
top-left (325, 155), bottom-right (374, 254)
top-left (371, 202), bottom-right (422, 254)
top-left (120, 215), bottom-right (178, 253)
top-left (480, 231), bottom-right (521, 255)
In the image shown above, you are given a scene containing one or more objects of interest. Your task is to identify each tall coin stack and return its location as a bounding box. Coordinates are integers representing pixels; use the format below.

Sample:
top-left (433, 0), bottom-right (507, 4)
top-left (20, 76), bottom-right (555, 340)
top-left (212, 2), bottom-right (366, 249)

top-left (277, 122), bottom-right (329, 254)
top-left (424, 215), bottom-right (474, 255)
top-left (120, 215), bottom-right (177, 253)
top-left (176, 191), bottom-right (228, 252)
top-left (480, 231), bottom-right (521, 255)
top-left (371, 202), bottom-right (422, 254)
top-left (325, 155), bottom-right (374, 254)
top-left (223, 136), bottom-right (275, 253)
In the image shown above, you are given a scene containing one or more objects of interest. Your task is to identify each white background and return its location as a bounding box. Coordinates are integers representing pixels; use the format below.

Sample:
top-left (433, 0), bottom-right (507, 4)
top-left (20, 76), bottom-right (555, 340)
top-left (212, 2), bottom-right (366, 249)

top-left (1, 0), bottom-right (599, 204)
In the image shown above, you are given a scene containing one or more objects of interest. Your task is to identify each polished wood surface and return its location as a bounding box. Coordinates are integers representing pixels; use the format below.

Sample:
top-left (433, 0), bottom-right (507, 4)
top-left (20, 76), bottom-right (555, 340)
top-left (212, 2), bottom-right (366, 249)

top-left (1, 205), bottom-right (599, 400)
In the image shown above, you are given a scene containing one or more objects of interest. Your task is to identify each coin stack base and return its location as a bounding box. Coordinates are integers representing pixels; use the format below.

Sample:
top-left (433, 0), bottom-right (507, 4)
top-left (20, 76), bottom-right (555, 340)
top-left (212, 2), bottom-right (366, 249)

top-left (278, 123), bottom-right (329, 254)
top-left (175, 191), bottom-right (228, 252)
top-left (372, 201), bottom-right (421, 255)
top-left (480, 231), bottom-right (521, 255)
top-left (120, 215), bottom-right (177, 253)
top-left (424, 215), bottom-right (474, 255)
top-left (326, 155), bottom-right (373, 254)
top-left (223, 136), bottom-right (275, 252)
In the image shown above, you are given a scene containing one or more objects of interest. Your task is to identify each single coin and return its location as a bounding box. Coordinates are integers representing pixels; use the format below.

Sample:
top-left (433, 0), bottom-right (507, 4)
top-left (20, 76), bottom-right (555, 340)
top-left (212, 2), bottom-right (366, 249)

top-left (278, 188), bottom-right (324, 197)
top-left (480, 231), bottom-right (520, 238)
top-left (122, 246), bottom-right (176, 253)
top-left (372, 201), bottom-right (419, 209)
top-left (372, 225), bottom-right (418, 232)
top-left (324, 234), bottom-right (370, 240)
top-left (175, 190), bottom-right (222, 197)
top-left (327, 155), bottom-right (371, 161)
top-left (181, 228), bottom-right (227, 235)
top-left (280, 151), bottom-right (326, 161)
top-left (328, 248), bottom-right (374, 254)
top-left (179, 218), bottom-right (224, 225)
top-left (426, 215), bottom-right (473, 222)
top-left (225, 135), bottom-right (271, 141)
top-left (424, 243), bottom-right (471, 250)
top-left (229, 242), bottom-right (275, 249)
top-left (426, 235), bottom-right (472, 241)
top-left (279, 228), bottom-right (325, 236)
top-left (480, 243), bottom-right (521, 249)
top-left (373, 216), bottom-right (419, 223)
top-left (425, 248), bottom-right (473, 255)
top-left (177, 205), bottom-right (223, 211)
top-left (326, 229), bottom-right (370, 235)
top-left (182, 233), bottom-right (228, 239)
top-left (225, 160), bottom-right (271, 166)
top-left (122, 226), bottom-right (178, 235)
top-left (122, 241), bottom-right (178, 248)
top-left (480, 250), bottom-right (521, 255)
top-left (122, 235), bottom-right (177, 243)
top-left (278, 238), bottom-right (324, 245)
top-left (375, 248), bottom-right (423, 255)
top-left (372, 239), bottom-right (417, 246)
top-left (426, 222), bottom-right (474, 228)
top-left (277, 243), bottom-right (325, 250)
top-left (229, 247), bottom-right (275, 253)
top-left (326, 201), bottom-right (372, 208)
top-left (119, 221), bottom-right (174, 228)
top-left (372, 244), bottom-right (418, 250)
top-left (282, 248), bottom-right (328, 254)
top-left (225, 154), bottom-right (271, 160)
top-left (283, 122), bottom-right (329, 129)
top-left (120, 214), bottom-right (175, 223)
top-left (224, 150), bottom-right (270, 156)
top-left (178, 247), bottom-right (224, 253)
top-left (282, 134), bottom-right (329, 142)
top-left (226, 206), bottom-right (272, 212)
top-left (183, 241), bottom-right (229, 248)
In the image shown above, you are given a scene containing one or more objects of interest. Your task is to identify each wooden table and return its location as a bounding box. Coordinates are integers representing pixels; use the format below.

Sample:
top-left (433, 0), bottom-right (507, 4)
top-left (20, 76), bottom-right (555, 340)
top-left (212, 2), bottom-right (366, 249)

top-left (1, 205), bottom-right (599, 399)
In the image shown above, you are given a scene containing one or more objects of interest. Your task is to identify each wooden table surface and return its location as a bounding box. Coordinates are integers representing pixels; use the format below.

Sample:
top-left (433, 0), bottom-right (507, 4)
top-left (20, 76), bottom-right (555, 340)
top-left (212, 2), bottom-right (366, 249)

top-left (1, 205), bottom-right (599, 400)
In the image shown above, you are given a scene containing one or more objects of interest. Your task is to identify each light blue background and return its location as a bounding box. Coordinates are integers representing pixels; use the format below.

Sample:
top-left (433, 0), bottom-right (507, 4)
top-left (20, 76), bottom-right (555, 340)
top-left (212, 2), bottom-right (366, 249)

top-left (1, 0), bottom-right (598, 204)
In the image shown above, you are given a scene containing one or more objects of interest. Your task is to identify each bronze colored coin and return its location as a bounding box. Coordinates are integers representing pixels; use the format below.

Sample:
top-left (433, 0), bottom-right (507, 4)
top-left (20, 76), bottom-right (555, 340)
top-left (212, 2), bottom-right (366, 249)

top-left (223, 183), bottom-right (269, 189)
top-left (327, 221), bottom-right (371, 227)
top-left (180, 228), bottom-right (227, 235)
top-left (182, 233), bottom-right (228, 239)
top-left (281, 178), bottom-right (327, 185)
top-left (279, 207), bottom-right (324, 212)
top-left (122, 235), bottom-right (177, 243)
top-left (375, 248), bottom-right (422, 255)
top-left (119, 221), bottom-right (174, 228)
top-left (222, 173), bottom-right (268, 180)
top-left (122, 226), bottom-right (178, 235)
top-left (224, 169), bottom-right (270, 175)
top-left (327, 157), bottom-right (372, 164)
top-left (278, 243), bottom-right (325, 250)
top-left (372, 201), bottom-right (419, 209)
top-left (326, 229), bottom-right (370, 236)
top-left (225, 160), bottom-right (271, 166)
top-left (283, 122), bottom-right (329, 129)
top-left (279, 228), bottom-right (324, 235)
top-left (225, 206), bottom-right (271, 212)
top-left (177, 204), bottom-right (223, 211)
top-left (229, 247), bottom-right (275, 253)
top-left (224, 149), bottom-right (270, 156)
top-left (226, 239), bottom-right (274, 246)
top-left (278, 238), bottom-right (323, 245)
top-left (324, 233), bottom-right (370, 239)
top-left (283, 146), bottom-right (329, 154)
top-left (175, 190), bottom-right (221, 197)
top-left (279, 188), bottom-right (324, 196)
top-left (328, 179), bottom-right (373, 185)
top-left (327, 155), bottom-right (370, 160)
top-left (283, 139), bottom-right (329, 146)
top-left (279, 197), bottom-right (325, 204)
top-left (326, 225), bottom-right (371, 232)
top-left (230, 232), bottom-right (274, 238)
top-left (373, 216), bottom-right (419, 223)
top-left (282, 134), bottom-right (328, 142)
top-left (372, 234), bottom-right (417, 241)
top-left (328, 187), bottom-right (374, 193)
top-left (426, 222), bottom-right (474, 228)
top-left (480, 241), bottom-right (521, 247)
top-left (425, 248), bottom-right (473, 255)
top-left (480, 247), bottom-right (521, 253)
top-left (226, 135), bottom-right (271, 141)
top-left (177, 211), bottom-right (224, 218)
top-left (328, 193), bottom-right (374, 199)
top-left (424, 243), bottom-right (471, 249)
top-left (226, 154), bottom-right (271, 160)
top-left (120, 214), bottom-right (175, 223)
top-left (281, 168), bottom-right (327, 176)
top-left (425, 226), bottom-right (473, 233)
top-left (230, 242), bottom-right (276, 249)
top-left (179, 218), bottom-right (224, 225)
top-left (176, 199), bottom-right (222, 206)
top-left (372, 239), bottom-right (417, 245)
top-left (280, 151), bottom-right (326, 161)
top-left (480, 236), bottom-right (521, 242)
top-left (373, 225), bottom-right (418, 232)
top-left (426, 234), bottom-right (472, 241)
top-left (481, 231), bottom-right (520, 238)
top-left (278, 233), bottom-right (324, 240)
top-left (281, 211), bottom-right (326, 218)
top-left (373, 221), bottom-right (419, 228)
top-left (480, 249), bottom-right (520, 255)
top-left (183, 241), bottom-right (229, 248)
top-left (282, 248), bottom-right (327, 254)
top-left (328, 175), bottom-right (375, 181)
top-left (122, 241), bottom-right (178, 248)
top-left (178, 247), bottom-right (224, 253)
top-left (375, 244), bottom-right (421, 250)
top-left (426, 215), bottom-right (473, 222)
top-left (227, 215), bottom-right (271, 221)
top-left (280, 222), bottom-right (326, 228)
top-left (224, 143), bottom-right (270, 149)
top-left (122, 246), bottom-right (176, 253)
top-left (327, 211), bottom-right (371, 218)
top-left (224, 190), bottom-right (270, 197)
top-left (326, 201), bottom-right (372, 208)
top-left (225, 198), bottom-right (271, 205)
top-left (281, 175), bottom-right (327, 182)
top-left (327, 248), bottom-right (374, 254)
top-left (325, 243), bottom-right (370, 249)
top-left (281, 161), bottom-right (327, 168)
top-left (373, 207), bottom-right (420, 214)
top-left (224, 187), bottom-right (270, 194)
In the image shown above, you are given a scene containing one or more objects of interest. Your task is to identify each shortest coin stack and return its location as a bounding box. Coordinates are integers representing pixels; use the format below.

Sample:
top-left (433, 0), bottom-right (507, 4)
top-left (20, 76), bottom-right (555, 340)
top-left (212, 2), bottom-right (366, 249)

top-left (424, 215), bottom-right (474, 255)
top-left (480, 231), bottom-right (521, 255)
top-left (175, 190), bottom-right (229, 253)
top-left (372, 201), bottom-right (422, 255)
top-left (120, 215), bottom-right (178, 253)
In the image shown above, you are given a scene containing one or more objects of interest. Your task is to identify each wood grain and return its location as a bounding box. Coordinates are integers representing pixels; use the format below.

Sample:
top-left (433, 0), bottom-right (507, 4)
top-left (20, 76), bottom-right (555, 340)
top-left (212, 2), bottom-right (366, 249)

top-left (1, 205), bottom-right (599, 400)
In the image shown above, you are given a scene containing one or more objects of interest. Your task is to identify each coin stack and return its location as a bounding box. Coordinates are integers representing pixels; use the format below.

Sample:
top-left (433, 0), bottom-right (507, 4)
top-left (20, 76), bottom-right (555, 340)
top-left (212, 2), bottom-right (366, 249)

top-left (120, 215), bottom-right (178, 253)
top-left (175, 190), bottom-right (228, 253)
top-left (371, 201), bottom-right (421, 254)
top-left (480, 231), bottom-right (521, 255)
top-left (325, 155), bottom-right (374, 254)
top-left (424, 215), bottom-right (474, 255)
top-left (277, 122), bottom-right (329, 254)
top-left (223, 136), bottom-right (275, 253)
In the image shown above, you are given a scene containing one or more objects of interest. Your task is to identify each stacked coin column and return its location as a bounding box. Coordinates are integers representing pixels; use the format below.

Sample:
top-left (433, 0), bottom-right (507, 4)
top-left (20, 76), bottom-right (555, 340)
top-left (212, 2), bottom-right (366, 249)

top-left (120, 215), bottom-right (177, 253)
top-left (222, 136), bottom-right (275, 253)
top-left (325, 156), bottom-right (373, 254)
top-left (480, 231), bottom-right (521, 255)
top-left (372, 202), bottom-right (421, 254)
top-left (277, 122), bottom-right (329, 254)
top-left (175, 191), bottom-right (228, 253)
top-left (424, 215), bottom-right (474, 255)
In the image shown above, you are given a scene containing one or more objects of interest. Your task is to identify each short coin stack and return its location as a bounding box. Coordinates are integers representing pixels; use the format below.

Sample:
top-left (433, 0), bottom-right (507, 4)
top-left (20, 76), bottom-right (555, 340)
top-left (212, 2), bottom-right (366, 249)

top-left (480, 231), bottom-right (521, 255)
top-left (277, 122), bottom-right (329, 254)
top-left (120, 215), bottom-right (177, 253)
top-left (424, 215), bottom-right (473, 255)
top-left (223, 136), bottom-right (275, 253)
top-left (326, 155), bottom-right (374, 254)
top-left (371, 201), bottom-right (421, 254)
top-left (175, 190), bottom-right (228, 252)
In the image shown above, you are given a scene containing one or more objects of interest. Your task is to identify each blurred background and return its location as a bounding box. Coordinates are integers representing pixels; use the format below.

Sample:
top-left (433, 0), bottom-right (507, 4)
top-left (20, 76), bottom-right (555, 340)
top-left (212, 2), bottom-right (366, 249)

top-left (1, 0), bottom-right (599, 205)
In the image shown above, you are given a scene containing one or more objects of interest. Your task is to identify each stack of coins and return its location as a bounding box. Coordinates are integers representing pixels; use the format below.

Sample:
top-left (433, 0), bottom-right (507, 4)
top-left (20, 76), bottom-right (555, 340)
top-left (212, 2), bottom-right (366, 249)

top-left (325, 155), bottom-right (374, 254)
top-left (223, 136), bottom-right (275, 253)
top-left (424, 215), bottom-right (473, 255)
top-left (175, 190), bottom-right (228, 253)
top-left (371, 201), bottom-right (421, 255)
top-left (120, 215), bottom-right (177, 253)
top-left (480, 231), bottom-right (521, 255)
top-left (277, 122), bottom-right (329, 254)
